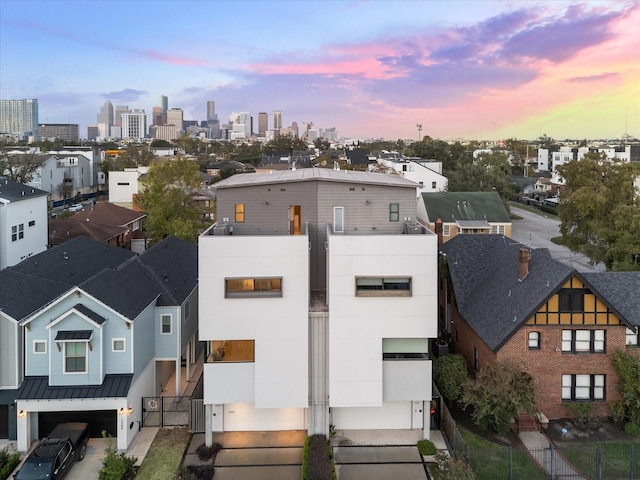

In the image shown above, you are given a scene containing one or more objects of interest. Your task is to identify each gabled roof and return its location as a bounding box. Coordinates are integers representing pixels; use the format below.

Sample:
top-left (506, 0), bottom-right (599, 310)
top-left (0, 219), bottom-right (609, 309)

top-left (71, 200), bottom-right (146, 227)
top-left (581, 273), bottom-right (640, 327)
top-left (48, 218), bottom-right (127, 245)
top-left (16, 374), bottom-right (133, 400)
top-left (441, 234), bottom-right (574, 351)
top-left (0, 177), bottom-right (49, 202)
top-left (421, 191), bottom-right (510, 223)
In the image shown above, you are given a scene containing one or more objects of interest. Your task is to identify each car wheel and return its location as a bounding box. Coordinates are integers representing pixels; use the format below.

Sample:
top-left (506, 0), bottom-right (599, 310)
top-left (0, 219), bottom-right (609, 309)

top-left (79, 443), bottom-right (87, 461)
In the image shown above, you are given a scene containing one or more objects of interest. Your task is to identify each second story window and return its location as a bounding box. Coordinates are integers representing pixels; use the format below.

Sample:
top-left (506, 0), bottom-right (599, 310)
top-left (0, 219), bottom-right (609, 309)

top-left (225, 277), bottom-right (283, 298)
top-left (389, 203), bottom-right (399, 222)
top-left (65, 342), bottom-right (87, 373)
top-left (443, 225), bottom-right (450, 237)
top-left (11, 224), bottom-right (24, 242)
top-left (161, 314), bottom-right (172, 334)
top-left (528, 331), bottom-right (540, 349)
top-left (562, 329), bottom-right (605, 353)
top-left (355, 277), bottom-right (412, 297)
top-left (333, 206), bottom-right (344, 233)
top-left (235, 203), bottom-right (245, 223)
top-left (626, 327), bottom-right (639, 347)
top-left (559, 289), bottom-right (585, 312)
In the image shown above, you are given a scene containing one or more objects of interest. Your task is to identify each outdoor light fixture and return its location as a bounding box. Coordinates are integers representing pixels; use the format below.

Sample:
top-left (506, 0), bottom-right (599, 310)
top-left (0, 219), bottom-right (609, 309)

top-left (18, 410), bottom-right (25, 418)
top-left (127, 407), bottom-right (133, 415)
top-left (118, 408), bottom-right (125, 416)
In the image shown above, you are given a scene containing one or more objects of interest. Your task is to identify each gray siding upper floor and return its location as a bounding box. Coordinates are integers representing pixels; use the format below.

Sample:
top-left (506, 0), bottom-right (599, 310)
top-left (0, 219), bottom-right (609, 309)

top-left (216, 177), bottom-right (418, 289)
top-left (133, 302), bottom-right (157, 379)
top-left (155, 306), bottom-right (180, 359)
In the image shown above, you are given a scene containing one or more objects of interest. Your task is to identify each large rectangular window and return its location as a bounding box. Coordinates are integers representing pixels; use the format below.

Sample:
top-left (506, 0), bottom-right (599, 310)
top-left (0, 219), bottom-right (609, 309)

top-left (355, 277), bottom-right (411, 297)
top-left (206, 340), bottom-right (255, 363)
top-left (225, 277), bottom-right (282, 298)
top-left (562, 374), bottom-right (605, 401)
top-left (559, 290), bottom-right (585, 312)
top-left (333, 206), bottom-right (344, 233)
top-left (389, 203), bottom-right (399, 222)
top-left (626, 327), bottom-right (639, 347)
top-left (65, 342), bottom-right (87, 373)
top-left (562, 330), bottom-right (605, 353)
top-left (11, 224), bottom-right (24, 242)
top-left (235, 203), bottom-right (245, 223)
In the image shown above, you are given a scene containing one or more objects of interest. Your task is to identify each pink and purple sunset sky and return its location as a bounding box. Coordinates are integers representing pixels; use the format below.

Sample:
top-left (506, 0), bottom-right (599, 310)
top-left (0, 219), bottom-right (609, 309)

top-left (1, 0), bottom-right (638, 141)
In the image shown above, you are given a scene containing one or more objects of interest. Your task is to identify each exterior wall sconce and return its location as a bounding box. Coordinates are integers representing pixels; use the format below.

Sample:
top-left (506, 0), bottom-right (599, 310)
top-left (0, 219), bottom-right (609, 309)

top-left (18, 410), bottom-right (26, 418)
top-left (119, 407), bottom-right (133, 416)
top-left (127, 407), bottom-right (133, 415)
top-left (365, 200), bottom-right (371, 205)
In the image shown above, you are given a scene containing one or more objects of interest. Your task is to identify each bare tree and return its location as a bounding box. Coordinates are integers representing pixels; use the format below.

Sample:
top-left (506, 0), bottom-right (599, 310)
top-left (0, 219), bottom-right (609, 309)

top-left (0, 141), bottom-right (43, 183)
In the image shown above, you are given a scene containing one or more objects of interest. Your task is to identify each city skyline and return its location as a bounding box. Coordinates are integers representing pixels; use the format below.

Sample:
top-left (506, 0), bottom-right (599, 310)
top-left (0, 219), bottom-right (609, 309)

top-left (1, 0), bottom-right (639, 141)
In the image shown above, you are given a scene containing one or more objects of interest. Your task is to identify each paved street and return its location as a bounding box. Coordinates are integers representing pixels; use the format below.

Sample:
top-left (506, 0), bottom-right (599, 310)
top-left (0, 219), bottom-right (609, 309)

top-left (509, 204), bottom-right (605, 273)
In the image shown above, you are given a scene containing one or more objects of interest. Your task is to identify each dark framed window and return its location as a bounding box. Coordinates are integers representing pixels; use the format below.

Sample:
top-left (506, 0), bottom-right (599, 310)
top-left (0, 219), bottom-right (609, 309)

top-left (562, 374), bottom-right (605, 401)
top-left (225, 277), bottom-right (282, 298)
top-left (473, 347), bottom-right (479, 371)
top-left (559, 290), bottom-right (585, 312)
top-left (29, 220), bottom-right (35, 227)
top-left (161, 314), bottom-right (172, 334)
top-left (235, 203), bottom-right (245, 223)
top-left (355, 277), bottom-right (411, 297)
top-left (626, 327), bottom-right (639, 347)
top-left (528, 331), bottom-right (540, 349)
top-left (389, 203), bottom-right (399, 222)
top-left (11, 224), bottom-right (24, 242)
top-left (562, 329), bottom-right (605, 353)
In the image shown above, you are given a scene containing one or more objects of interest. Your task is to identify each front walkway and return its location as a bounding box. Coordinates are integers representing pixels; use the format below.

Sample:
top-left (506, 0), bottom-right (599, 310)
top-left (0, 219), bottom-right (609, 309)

top-left (519, 431), bottom-right (585, 479)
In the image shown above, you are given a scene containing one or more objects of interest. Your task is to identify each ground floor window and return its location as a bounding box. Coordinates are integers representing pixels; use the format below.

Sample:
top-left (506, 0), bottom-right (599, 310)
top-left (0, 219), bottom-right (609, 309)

top-left (562, 374), bottom-right (605, 401)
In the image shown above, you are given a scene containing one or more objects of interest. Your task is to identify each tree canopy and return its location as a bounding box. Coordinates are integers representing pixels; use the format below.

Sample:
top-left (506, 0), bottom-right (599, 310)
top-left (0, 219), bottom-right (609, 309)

top-left (0, 142), bottom-right (42, 183)
top-left (138, 158), bottom-right (209, 244)
top-left (557, 153), bottom-right (640, 270)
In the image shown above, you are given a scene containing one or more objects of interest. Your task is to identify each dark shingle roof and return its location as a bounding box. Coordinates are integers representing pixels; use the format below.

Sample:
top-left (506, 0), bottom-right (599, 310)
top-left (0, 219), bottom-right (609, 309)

top-left (581, 272), bottom-right (640, 327)
top-left (0, 177), bottom-right (48, 201)
top-left (55, 330), bottom-right (92, 341)
top-left (16, 374), bottom-right (133, 400)
top-left (72, 304), bottom-right (107, 325)
top-left (71, 200), bottom-right (145, 227)
top-left (441, 235), bottom-right (573, 351)
top-left (0, 271), bottom-right (70, 321)
top-left (421, 191), bottom-right (511, 223)
top-left (48, 218), bottom-right (127, 245)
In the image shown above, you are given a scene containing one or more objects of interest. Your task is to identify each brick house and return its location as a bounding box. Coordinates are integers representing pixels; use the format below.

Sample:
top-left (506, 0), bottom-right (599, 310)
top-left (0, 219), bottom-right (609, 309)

top-left (439, 234), bottom-right (640, 420)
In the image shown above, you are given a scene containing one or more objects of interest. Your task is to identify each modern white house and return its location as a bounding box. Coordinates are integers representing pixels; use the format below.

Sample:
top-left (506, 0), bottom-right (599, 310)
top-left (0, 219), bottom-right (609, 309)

top-left (107, 167), bottom-right (149, 207)
top-left (199, 168), bottom-right (438, 445)
top-left (374, 153), bottom-right (448, 194)
top-left (0, 178), bottom-right (48, 269)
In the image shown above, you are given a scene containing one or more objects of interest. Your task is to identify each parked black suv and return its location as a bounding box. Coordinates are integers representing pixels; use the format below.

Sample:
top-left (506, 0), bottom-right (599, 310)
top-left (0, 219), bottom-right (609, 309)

top-left (14, 422), bottom-right (89, 480)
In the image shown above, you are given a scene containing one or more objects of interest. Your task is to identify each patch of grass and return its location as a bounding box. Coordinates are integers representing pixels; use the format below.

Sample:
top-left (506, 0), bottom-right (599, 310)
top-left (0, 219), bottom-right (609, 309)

top-left (459, 427), bottom-right (547, 480)
top-left (558, 442), bottom-right (640, 480)
top-left (550, 236), bottom-right (566, 246)
top-left (135, 427), bottom-right (191, 480)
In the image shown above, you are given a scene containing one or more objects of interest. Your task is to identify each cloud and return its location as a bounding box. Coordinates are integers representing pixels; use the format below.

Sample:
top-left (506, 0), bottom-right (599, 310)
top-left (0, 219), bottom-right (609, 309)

top-left (566, 72), bottom-right (619, 83)
top-left (101, 89), bottom-right (148, 103)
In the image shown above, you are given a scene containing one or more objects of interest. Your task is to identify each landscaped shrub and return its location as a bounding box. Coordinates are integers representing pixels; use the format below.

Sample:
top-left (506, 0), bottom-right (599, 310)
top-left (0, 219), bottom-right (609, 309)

top-left (99, 432), bottom-right (138, 480)
top-left (624, 422), bottom-right (640, 437)
top-left (417, 439), bottom-right (437, 456)
top-left (566, 402), bottom-right (592, 427)
top-left (302, 434), bottom-right (334, 480)
top-left (431, 451), bottom-right (477, 480)
top-left (195, 443), bottom-right (222, 462)
top-left (611, 349), bottom-right (640, 434)
top-left (186, 464), bottom-right (214, 480)
top-left (0, 446), bottom-right (21, 480)
top-left (433, 354), bottom-right (469, 404)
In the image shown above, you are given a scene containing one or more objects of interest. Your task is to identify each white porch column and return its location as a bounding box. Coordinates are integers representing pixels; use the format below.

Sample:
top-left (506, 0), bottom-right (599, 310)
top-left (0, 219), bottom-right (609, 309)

top-left (16, 407), bottom-right (32, 453)
top-left (205, 403), bottom-right (212, 447)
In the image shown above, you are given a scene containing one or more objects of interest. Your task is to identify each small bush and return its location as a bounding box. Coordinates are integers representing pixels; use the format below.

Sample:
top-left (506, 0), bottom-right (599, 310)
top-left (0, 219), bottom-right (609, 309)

top-left (566, 402), bottom-right (592, 427)
top-left (431, 452), bottom-right (477, 480)
top-left (433, 354), bottom-right (469, 404)
top-left (609, 401), bottom-right (625, 425)
top-left (186, 464), bottom-right (214, 480)
top-left (99, 432), bottom-right (137, 480)
top-left (624, 423), bottom-right (640, 437)
top-left (0, 446), bottom-right (21, 480)
top-left (417, 439), bottom-right (437, 456)
top-left (195, 443), bottom-right (222, 462)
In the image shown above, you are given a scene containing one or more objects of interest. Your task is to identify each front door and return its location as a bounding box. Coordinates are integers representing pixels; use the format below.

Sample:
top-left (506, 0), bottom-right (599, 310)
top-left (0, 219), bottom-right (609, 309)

top-left (412, 401), bottom-right (423, 429)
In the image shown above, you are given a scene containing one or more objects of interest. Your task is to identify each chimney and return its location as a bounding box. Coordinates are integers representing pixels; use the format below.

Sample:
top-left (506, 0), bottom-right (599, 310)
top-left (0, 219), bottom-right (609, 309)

top-left (434, 218), bottom-right (443, 247)
top-left (518, 248), bottom-right (531, 280)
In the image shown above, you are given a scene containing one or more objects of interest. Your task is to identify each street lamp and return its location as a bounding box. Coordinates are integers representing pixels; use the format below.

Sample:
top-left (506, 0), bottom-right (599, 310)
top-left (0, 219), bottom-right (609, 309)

top-left (417, 124), bottom-right (422, 142)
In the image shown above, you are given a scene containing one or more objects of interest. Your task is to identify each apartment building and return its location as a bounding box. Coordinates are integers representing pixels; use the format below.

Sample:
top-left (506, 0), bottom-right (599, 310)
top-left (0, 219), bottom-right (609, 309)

top-left (199, 168), bottom-right (438, 445)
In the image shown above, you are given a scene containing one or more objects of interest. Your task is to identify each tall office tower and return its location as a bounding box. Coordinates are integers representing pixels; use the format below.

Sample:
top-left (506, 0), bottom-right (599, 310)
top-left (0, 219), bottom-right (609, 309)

top-left (121, 109), bottom-right (147, 139)
top-left (258, 112), bottom-right (268, 135)
top-left (166, 108), bottom-right (184, 133)
top-left (87, 126), bottom-right (99, 141)
top-left (0, 99), bottom-right (39, 141)
top-left (160, 95), bottom-right (168, 114)
top-left (97, 101), bottom-right (114, 126)
top-left (207, 101), bottom-right (216, 122)
top-left (152, 106), bottom-right (166, 126)
top-left (291, 121), bottom-right (299, 138)
top-left (273, 110), bottom-right (282, 130)
top-left (114, 105), bottom-right (128, 126)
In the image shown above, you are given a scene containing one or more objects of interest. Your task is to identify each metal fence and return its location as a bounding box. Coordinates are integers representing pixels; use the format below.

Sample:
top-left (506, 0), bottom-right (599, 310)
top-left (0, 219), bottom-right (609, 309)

top-left (440, 401), bottom-right (638, 480)
top-left (142, 396), bottom-right (190, 427)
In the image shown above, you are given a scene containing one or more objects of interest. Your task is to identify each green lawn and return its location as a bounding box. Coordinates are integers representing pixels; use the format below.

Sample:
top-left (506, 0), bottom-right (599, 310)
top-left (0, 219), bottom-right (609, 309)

top-left (558, 442), bottom-right (640, 480)
top-left (459, 427), bottom-right (547, 480)
top-left (135, 427), bottom-right (191, 480)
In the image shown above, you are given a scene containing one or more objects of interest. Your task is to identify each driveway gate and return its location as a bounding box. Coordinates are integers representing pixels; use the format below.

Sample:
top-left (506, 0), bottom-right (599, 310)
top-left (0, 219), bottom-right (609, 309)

top-left (142, 396), bottom-right (190, 427)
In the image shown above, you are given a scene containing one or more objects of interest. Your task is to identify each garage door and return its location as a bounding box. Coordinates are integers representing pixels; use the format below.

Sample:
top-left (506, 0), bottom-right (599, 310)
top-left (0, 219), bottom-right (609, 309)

top-left (38, 410), bottom-right (117, 438)
top-left (332, 401), bottom-right (411, 430)
top-left (0, 405), bottom-right (7, 439)
top-left (223, 403), bottom-right (306, 431)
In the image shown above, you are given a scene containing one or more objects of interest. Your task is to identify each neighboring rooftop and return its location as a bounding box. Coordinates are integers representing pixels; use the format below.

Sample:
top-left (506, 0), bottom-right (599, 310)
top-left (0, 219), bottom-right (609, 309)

top-left (0, 177), bottom-right (48, 202)
top-left (421, 191), bottom-right (511, 223)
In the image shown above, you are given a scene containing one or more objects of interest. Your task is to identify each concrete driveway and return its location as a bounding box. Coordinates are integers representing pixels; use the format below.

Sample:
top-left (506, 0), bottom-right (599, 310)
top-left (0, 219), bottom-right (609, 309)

top-left (66, 437), bottom-right (107, 480)
top-left (333, 445), bottom-right (427, 480)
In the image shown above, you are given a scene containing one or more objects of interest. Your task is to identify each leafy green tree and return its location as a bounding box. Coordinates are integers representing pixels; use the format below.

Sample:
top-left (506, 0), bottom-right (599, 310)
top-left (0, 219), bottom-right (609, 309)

top-left (139, 158), bottom-right (207, 243)
top-left (263, 135), bottom-right (308, 154)
top-left (433, 354), bottom-right (469, 404)
top-left (447, 151), bottom-right (515, 200)
top-left (150, 139), bottom-right (174, 148)
top-left (557, 153), bottom-right (640, 270)
top-left (462, 363), bottom-right (536, 434)
top-left (117, 143), bottom-right (155, 166)
top-left (610, 349), bottom-right (640, 435)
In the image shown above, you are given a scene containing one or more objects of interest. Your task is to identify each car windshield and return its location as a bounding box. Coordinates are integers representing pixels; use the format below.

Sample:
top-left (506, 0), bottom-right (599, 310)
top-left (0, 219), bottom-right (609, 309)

top-left (15, 457), bottom-right (52, 480)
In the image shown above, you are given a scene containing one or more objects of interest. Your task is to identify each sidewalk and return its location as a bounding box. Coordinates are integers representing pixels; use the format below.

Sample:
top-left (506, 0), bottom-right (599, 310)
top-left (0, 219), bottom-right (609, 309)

top-left (519, 431), bottom-right (584, 479)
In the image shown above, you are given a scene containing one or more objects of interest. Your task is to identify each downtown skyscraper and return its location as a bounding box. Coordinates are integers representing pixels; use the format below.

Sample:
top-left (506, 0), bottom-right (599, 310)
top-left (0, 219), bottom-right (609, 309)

top-left (0, 99), bottom-right (39, 141)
